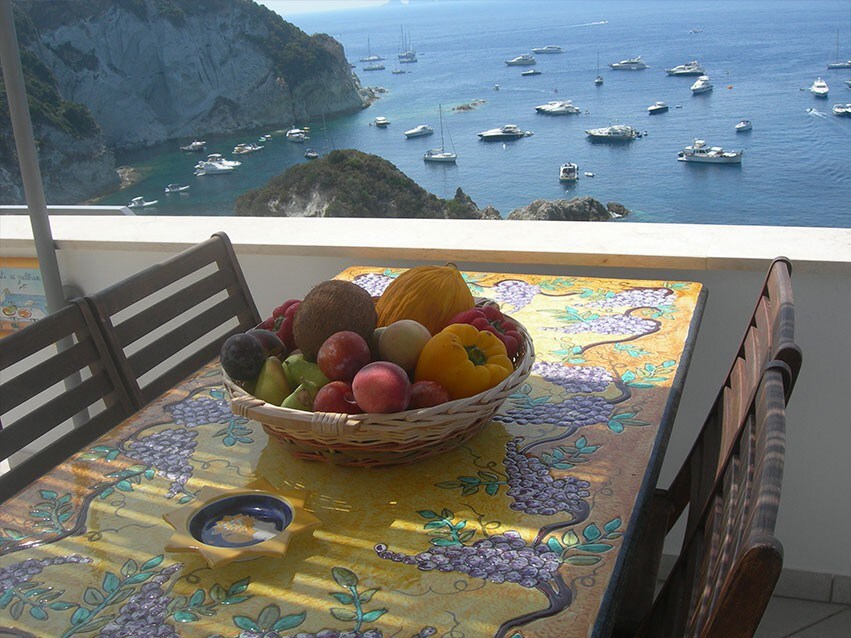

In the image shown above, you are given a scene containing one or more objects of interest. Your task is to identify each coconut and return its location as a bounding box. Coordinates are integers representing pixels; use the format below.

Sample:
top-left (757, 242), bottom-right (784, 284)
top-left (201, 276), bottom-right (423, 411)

top-left (293, 280), bottom-right (378, 361)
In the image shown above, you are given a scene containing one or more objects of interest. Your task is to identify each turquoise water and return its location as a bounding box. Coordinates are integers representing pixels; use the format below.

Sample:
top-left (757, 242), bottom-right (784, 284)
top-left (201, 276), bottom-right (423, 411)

top-left (96, 0), bottom-right (851, 227)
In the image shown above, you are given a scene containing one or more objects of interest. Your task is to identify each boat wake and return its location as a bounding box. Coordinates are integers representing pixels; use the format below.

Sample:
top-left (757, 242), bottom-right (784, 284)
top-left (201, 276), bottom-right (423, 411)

top-left (489, 20), bottom-right (607, 36)
top-left (806, 107), bottom-right (829, 119)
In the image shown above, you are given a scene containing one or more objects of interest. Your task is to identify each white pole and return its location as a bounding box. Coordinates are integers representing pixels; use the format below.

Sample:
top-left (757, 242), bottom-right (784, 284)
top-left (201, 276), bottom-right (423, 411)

top-left (0, 0), bottom-right (66, 314)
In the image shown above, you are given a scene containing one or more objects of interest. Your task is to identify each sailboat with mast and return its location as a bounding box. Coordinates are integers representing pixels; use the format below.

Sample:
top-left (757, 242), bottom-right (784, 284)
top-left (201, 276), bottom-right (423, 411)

top-left (398, 27), bottom-right (418, 63)
top-left (423, 105), bottom-right (456, 163)
top-left (595, 52), bottom-right (604, 85)
top-left (827, 30), bottom-right (851, 69)
top-left (359, 36), bottom-right (384, 63)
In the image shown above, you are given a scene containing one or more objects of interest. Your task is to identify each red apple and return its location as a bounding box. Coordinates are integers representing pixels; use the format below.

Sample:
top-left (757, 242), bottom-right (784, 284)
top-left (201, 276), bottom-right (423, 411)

top-left (352, 361), bottom-right (412, 413)
top-left (317, 331), bottom-right (372, 382)
top-left (313, 381), bottom-right (362, 414)
top-left (409, 380), bottom-right (452, 409)
top-left (378, 319), bottom-right (432, 376)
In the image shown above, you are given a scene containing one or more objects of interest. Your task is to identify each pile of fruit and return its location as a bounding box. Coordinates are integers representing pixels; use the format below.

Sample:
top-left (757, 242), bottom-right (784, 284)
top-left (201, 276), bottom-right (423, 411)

top-left (220, 265), bottom-right (525, 415)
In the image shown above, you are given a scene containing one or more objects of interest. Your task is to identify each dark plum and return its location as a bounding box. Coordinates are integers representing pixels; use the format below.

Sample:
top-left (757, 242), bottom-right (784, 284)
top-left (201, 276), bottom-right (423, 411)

top-left (220, 333), bottom-right (266, 381)
top-left (246, 328), bottom-right (287, 359)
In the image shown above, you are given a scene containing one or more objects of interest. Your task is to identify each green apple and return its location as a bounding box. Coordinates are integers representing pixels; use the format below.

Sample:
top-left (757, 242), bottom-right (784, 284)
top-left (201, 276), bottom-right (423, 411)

top-left (253, 356), bottom-right (292, 406)
top-left (283, 353), bottom-right (330, 390)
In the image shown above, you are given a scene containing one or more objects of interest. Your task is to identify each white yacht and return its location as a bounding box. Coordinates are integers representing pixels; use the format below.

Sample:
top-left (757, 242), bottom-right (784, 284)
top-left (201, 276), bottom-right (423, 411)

top-left (197, 154), bottom-right (241, 169)
top-left (194, 161), bottom-right (235, 176)
top-left (665, 60), bottom-right (704, 76)
top-left (647, 101), bottom-right (669, 114)
top-left (832, 104), bottom-right (851, 117)
top-left (373, 116), bottom-right (390, 128)
top-left (363, 63), bottom-right (385, 71)
top-left (609, 56), bottom-right (647, 70)
top-left (505, 54), bottom-right (536, 66)
top-left (585, 125), bottom-right (639, 141)
top-left (477, 124), bottom-right (533, 141)
top-left (735, 120), bottom-right (752, 132)
top-left (846, 80), bottom-right (851, 88)
top-left (532, 45), bottom-right (563, 54)
top-left (179, 140), bottom-right (206, 152)
top-left (127, 196), bottom-right (158, 208)
top-left (233, 143), bottom-right (263, 154)
top-left (164, 184), bottom-right (189, 193)
top-left (535, 100), bottom-right (581, 115)
top-left (404, 124), bottom-right (434, 138)
top-left (677, 139), bottom-right (743, 164)
top-left (810, 77), bottom-right (829, 98)
top-left (690, 75), bottom-right (714, 94)
top-left (521, 69), bottom-right (542, 76)
top-left (559, 162), bottom-right (579, 182)
top-left (304, 148), bottom-right (320, 160)
top-left (285, 127), bottom-right (310, 142)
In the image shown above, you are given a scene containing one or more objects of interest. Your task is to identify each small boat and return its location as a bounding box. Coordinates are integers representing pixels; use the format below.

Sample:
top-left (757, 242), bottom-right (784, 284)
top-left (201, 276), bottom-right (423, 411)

top-left (690, 75), bottom-right (714, 94)
top-left (584, 171), bottom-right (595, 177)
top-left (535, 100), bottom-right (581, 115)
top-left (647, 101), bottom-right (669, 114)
top-left (521, 69), bottom-right (542, 76)
top-left (304, 148), bottom-right (319, 159)
top-left (677, 139), bottom-right (743, 164)
top-left (505, 54), bottom-right (537, 66)
top-left (558, 162), bottom-right (579, 182)
top-left (827, 31), bottom-right (851, 69)
top-left (585, 125), bottom-right (639, 141)
top-left (285, 127), bottom-right (310, 143)
top-left (179, 140), bottom-right (206, 152)
top-left (423, 105), bottom-right (456, 163)
top-left (374, 116), bottom-right (390, 128)
top-left (233, 143), bottom-right (263, 154)
top-left (595, 52), bottom-right (604, 85)
top-left (665, 60), bottom-right (705, 76)
top-left (391, 68), bottom-right (407, 74)
top-left (811, 77), bottom-right (829, 98)
top-left (164, 184), bottom-right (190, 193)
top-left (832, 104), bottom-right (851, 117)
top-left (258, 134), bottom-right (272, 142)
top-left (532, 45), bottom-right (563, 54)
top-left (363, 63), bottom-right (385, 71)
top-left (735, 119), bottom-right (752, 132)
top-left (127, 196), bottom-right (158, 208)
top-left (478, 124), bottom-right (533, 141)
top-left (609, 56), bottom-right (647, 70)
top-left (404, 124), bottom-right (434, 138)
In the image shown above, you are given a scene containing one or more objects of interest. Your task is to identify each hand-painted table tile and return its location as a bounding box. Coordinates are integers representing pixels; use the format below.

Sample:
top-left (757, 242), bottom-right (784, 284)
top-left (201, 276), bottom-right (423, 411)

top-left (0, 268), bottom-right (705, 638)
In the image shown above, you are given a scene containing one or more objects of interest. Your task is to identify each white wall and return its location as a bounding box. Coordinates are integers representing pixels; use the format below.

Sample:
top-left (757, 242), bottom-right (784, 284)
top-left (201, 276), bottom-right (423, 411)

top-left (2, 214), bottom-right (849, 582)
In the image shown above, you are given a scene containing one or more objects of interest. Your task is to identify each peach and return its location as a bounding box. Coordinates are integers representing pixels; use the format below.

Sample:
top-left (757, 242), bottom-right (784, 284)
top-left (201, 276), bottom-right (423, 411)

top-left (317, 331), bottom-right (372, 382)
top-left (352, 361), bottom-right (412, 413)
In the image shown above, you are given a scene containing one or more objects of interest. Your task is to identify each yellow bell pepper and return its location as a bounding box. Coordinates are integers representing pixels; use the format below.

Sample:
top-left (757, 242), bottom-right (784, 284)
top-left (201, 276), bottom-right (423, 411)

top-left (414, 323), bottom-right (514, 400)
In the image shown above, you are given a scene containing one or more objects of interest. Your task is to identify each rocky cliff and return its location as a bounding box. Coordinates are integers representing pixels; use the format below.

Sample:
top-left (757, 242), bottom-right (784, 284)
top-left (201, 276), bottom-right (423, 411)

top-left (235, 149), bottom-right (498, 219)
top-left (19, 0), bottom-right (366, 149)
top-left (507, 197), bottom-right (630, 221)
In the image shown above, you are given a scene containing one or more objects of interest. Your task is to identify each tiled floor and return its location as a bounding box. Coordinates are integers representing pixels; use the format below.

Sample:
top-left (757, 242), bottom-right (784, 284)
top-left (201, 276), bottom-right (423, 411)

top-left (755, 596), bottom-right (850, 637)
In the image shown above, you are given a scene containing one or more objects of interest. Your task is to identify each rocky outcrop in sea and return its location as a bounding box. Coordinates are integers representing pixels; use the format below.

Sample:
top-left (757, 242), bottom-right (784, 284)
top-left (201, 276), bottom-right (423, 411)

top-left (507, 197), bottom-right (631, 221)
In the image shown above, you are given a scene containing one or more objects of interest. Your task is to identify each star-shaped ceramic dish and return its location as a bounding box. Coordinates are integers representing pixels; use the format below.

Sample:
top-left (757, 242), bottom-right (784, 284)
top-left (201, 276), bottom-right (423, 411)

top-left (163, 478), bottom-right (320, 568)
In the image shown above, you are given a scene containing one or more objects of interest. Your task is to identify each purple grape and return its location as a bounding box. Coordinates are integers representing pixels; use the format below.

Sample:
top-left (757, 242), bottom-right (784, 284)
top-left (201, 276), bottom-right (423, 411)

top-left (492, 280), bottom-right (540, 312)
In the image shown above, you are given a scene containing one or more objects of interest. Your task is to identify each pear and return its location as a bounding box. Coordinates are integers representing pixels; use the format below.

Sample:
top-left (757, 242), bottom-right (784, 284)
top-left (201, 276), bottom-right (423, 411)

top-left (281, 381), bottom-right (321, 412)
top-left (253, 357), bottom-right (292, 406)
top-left (283, 353), bottom-right (329, 390)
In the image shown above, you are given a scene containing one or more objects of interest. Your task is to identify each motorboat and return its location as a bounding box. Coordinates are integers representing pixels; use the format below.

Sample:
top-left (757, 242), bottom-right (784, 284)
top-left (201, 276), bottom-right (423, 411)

top-left (647, 101), bottom-right (669, 114)
top-left (127, 196), bottom-right (158, 208)
top-left (304, 148), bottom-right (320, 159)
top-left (690, 75), bottom-right (713, 94)
top-left (258, 134), bottom-right (272, 143)
top-left (199, 153), bottom-right (241, 168)
top-left (665, 60), bottom-right (704, 76)
top-left (846, 80), bottom-right (851, 88)
top-left (164, 184), bottom-right (189, 193)
top-left (584, 171), bottom-right (595, 177)
top-left (505, 54), bottom-right (536, 66)
top-left (532, 45), bottom-right (563, 54)
top-left (179, 140), bottom-right (206, 152)
top-left (832, 104), bottom-right (851, 117)
top-left (811, 77), bottom-right (829, 98)
top-left (585, 125), bottom-right (639, 141)
top-left (233, 143), bottom-right (263, 154)
top-left (404, 124), bottom-right (434, 138)
top-left (521, 69), bottom-right (542, 76)
top-left (478, 124), bottom-right (533, 141)
top-left (194, 161), bottom-right (235, 176)
top-left (363, 63), bottom-right (385, 71)
top-left (391, 68), bottom-right (407, 74)
top-left (285, 127), bottom-right (310, 142)
top-left (559, 162), bottom-right (579, 182)
top-left (423, 105), bottom-right (456, 163)
top-left (374, 116), bottom-right (390, 128)
top-left (677, 139), bottom-right (743, 164)
top-left (609, 56), bottom-right (647, 70)
top-left (735, 119), bottom-right (753, 132)
top-left (535, 100), bottom-right (581, 115)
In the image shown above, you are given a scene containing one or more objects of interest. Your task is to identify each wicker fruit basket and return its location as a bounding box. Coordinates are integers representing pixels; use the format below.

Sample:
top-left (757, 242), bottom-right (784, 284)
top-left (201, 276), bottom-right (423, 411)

top-left (223, 321), bottom-right (534, 468)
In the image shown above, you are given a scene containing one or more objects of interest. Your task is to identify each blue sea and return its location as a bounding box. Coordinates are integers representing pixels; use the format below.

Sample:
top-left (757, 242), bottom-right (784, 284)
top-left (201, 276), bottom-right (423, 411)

top-left (95, 0), bottom-right (851, 227)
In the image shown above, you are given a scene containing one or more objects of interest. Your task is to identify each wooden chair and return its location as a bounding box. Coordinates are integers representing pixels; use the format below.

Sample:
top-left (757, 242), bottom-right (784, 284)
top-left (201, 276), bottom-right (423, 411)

top-left (0, 299), bottom-right (136, 502)
top-left (83, 232), bottom-right (261, 409)
top-left (612, 258), bottom-right (802, 636)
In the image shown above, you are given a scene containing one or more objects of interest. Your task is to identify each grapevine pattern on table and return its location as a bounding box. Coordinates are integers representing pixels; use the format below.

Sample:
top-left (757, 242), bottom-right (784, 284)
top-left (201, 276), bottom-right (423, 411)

top-left (1, 271), bottom-right (698, 637)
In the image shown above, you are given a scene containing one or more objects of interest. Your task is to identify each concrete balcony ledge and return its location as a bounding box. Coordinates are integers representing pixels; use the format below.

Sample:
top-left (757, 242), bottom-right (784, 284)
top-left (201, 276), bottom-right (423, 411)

top-left (1, 213), bottom-right (849, 274)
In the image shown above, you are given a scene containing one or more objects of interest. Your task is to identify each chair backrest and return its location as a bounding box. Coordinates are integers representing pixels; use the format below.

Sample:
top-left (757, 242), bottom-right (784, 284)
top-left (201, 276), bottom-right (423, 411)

top-left (0, 299), bottom-right (135, 501)
top-left (666, 258), bottom-right (800, 539)
top-left (636, 362), bottom-right (788, 638)
top-left (83, 232), bottom-right (261, 409)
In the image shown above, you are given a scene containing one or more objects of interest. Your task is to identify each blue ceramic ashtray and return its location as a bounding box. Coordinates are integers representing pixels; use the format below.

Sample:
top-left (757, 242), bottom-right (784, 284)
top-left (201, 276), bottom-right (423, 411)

top-left (163, 478), bottom-right (320, 568)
